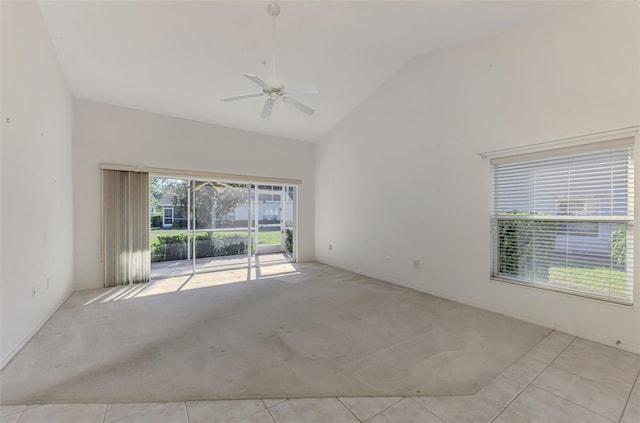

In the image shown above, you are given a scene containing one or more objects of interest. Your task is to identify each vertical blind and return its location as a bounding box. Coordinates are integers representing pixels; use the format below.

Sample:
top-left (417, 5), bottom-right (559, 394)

top-left (491, 140), bottom-right (634, 304)
top-left (103, 170), bottom-right (150, 287)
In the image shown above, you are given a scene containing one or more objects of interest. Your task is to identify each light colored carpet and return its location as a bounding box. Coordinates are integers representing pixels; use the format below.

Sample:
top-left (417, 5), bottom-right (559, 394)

top-left (0, 262), bottom-right (551, 404)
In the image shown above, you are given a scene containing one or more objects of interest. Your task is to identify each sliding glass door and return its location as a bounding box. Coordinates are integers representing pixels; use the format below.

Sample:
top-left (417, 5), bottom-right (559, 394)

top-left (150, 178), bottom-right (191, 277)
top-left (192, 180), bottom-right (251, 273)
top-left (253, 185), bottom-right (283, 254)
top-left (150, 176), bottom-right (296, 280)
top-left (283, 186), bottom-right (295, 255)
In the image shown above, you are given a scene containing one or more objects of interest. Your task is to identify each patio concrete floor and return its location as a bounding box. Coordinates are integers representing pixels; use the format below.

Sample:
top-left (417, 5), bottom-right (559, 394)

top-left (150, 252), bottom-right (291, 280)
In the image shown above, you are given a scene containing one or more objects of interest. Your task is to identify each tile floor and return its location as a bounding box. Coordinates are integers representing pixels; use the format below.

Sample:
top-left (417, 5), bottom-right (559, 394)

top-left (1, 331), bottom-right (638, 422)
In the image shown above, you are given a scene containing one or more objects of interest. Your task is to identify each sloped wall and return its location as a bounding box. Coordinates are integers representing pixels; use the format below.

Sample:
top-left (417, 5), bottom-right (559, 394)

top-left (315, 3), bottom-right (640, 351)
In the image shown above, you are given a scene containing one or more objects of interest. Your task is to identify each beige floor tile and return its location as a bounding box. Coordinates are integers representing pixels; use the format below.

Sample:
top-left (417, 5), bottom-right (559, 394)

top-left (508, 385), bottom-right (610, 423)
top-left (413, 395), bottom-right (503, 423)
top-left (105, 402), bottom-right (187, 423)
top-left (553, 338), bottom-right (640, 393)
top-left (262, 399), bottom-right (286, 408)
top-left (238, 410), bottom-right (275, 423)
top-left (187, 400), bottom-right (265, 423)
top-left (18, 404), bottom-right (106, 423)
top-left (492, 410), bottom-right (530, 423)
top-left (622, 391), bottom-right (640, 423)
top-left (0, 412), bottom-right (22, 423)
top-left (475, 355), bottom-right (547, 407)
top-left (365, 398), bottom-right (443, 423)
top-left (525, 331), bottom-right (574, 364)
top-left (338, 397), bottom-right (402, 421)
top-left (0, 407), bottom-right (25, 419)
top-left (105, 402), bottom-right (171, 422)
top-left (268, 398), bottom-right (358, 423)
top-left (533, 365), bottom-right (628, 421)
top-left (105, 403), bottom-right (156, 422)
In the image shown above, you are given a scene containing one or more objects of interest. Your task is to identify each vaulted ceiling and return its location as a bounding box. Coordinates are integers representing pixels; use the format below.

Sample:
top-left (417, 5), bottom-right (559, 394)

top-left (39, 1), bottom-right (575, 141)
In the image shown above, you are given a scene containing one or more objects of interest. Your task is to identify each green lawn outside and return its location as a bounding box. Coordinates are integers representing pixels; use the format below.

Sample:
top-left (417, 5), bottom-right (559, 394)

top-left (150, 229), bottom-right (281, 246)
top-left (548, 266), bottom-right (628, 297)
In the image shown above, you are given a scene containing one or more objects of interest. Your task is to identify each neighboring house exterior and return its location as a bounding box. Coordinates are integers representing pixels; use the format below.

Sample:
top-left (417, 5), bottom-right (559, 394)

top-left (158, 191), bottom-right (179, 228)
top-left (233, 187), bottom-right (294, 225)
top-left (157, 186), bottom-right (294, 229)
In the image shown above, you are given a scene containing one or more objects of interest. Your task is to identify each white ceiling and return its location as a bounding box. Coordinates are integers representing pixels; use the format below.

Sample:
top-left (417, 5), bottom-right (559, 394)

top-left (39, 1), bottom-right (576, 142)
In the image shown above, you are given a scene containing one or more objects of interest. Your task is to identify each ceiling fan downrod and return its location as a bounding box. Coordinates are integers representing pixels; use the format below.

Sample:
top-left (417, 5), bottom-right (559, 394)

top-left (267, 3), bottom-right (280, 80)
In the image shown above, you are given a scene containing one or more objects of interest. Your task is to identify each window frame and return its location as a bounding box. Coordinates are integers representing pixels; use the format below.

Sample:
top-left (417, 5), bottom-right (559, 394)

top-left (489, 136), bottom-right (636, 305)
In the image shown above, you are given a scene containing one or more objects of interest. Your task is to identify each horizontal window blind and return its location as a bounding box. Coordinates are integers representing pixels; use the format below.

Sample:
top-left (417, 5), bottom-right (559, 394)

top-left (491, 142), bottom-right (634, 305)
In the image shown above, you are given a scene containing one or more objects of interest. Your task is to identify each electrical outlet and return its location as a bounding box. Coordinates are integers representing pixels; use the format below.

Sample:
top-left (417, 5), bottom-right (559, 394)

top-left (328, 244), bottom-right (332, 251)
top-left (46, 277), bottom-right (50, 289)
top-left (385, 256), bottom-right (390, 260)
top-left (31, 287), bottom-right (37, 298)
top-left (413, 260), bottom-right (420, 269)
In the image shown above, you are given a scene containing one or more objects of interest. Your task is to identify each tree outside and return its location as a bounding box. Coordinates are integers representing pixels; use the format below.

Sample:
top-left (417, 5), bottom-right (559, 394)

top-left (170, 181), bottom-right (247, 228)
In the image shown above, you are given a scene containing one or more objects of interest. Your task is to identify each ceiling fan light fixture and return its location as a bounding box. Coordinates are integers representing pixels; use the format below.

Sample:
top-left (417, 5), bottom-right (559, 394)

top-left (220, 2), bottom-right (317, 118)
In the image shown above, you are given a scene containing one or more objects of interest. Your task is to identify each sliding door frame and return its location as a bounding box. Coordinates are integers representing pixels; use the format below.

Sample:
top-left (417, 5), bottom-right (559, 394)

top-left (148, 172), bottom-right (298, 278)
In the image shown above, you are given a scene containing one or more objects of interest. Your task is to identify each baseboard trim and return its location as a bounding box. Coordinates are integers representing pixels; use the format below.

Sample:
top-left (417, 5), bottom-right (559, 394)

top-left (552, 324), bottom-right (640, 354)
top-left (316, 260), bottom-right (640, 355)
top-left (0, 289), bottom-right (74, 370)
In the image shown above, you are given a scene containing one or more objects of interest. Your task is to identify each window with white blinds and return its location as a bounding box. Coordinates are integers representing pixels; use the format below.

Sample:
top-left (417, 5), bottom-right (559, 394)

top-left (491, 139), bottom-right (634, 305)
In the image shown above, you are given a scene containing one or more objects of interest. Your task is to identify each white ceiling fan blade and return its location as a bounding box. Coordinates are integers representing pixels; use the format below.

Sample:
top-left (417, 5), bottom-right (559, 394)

top-left (282, 96), bottom-right (315, 115)
top-left (244, 73), bottom-right (269, 90)
top-left (285, 85), bottom-right (318, 95)
top-left (261, 98), bottom-right (274, 118)
top-left (221, 92), bottom-right (264, 102)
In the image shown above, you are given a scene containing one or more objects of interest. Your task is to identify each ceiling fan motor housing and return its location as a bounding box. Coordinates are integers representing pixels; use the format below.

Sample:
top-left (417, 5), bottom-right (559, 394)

top-left (267, 3), bottom-right (280, 17)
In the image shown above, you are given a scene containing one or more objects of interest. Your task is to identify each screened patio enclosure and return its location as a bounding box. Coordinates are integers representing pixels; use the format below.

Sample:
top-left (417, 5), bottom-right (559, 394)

top-left (150, 176), bottom-right (296, 279)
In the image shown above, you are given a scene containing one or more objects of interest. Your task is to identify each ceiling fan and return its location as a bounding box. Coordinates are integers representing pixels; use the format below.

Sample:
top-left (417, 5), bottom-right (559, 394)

top-left (221, 2), bottom-right (318, 118)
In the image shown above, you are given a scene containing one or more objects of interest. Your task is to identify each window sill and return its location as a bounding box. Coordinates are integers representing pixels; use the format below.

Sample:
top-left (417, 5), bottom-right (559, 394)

top-left (489, 276), bottom-right (634, 308)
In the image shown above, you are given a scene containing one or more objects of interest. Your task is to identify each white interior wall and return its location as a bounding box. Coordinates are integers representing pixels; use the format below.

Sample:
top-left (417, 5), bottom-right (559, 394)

top-left (73, 100), bottom-right (315, 290)
top-left (315, 3), bottom-right (640, 352)
top-left (1, 2), bottom-right (74, 368)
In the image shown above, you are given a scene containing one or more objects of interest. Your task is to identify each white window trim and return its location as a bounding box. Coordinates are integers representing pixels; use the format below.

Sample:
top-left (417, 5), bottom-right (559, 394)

top-left (489, 131), bottom-right (638, 306)
top-left (479, 125), bottom-right (639, 160)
